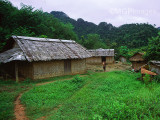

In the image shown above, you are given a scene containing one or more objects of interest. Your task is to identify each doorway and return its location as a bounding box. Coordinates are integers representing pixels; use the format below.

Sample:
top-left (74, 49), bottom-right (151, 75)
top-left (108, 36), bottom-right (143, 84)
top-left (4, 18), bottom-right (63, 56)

top-left (101, 56), bottom-right (106, 62)
top-left (64, 60), bottom-right (71, 74)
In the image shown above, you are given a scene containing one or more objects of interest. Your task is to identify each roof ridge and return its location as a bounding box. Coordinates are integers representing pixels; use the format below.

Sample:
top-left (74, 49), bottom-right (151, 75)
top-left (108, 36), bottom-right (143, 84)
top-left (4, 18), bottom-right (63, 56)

top-left (12, 35), bottom-right (75, 43)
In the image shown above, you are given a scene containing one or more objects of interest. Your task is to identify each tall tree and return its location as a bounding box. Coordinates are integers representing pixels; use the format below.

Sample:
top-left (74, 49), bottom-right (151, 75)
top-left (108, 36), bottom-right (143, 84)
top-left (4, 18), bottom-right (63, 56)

top-left (145, 32), bottom-right (160, 61)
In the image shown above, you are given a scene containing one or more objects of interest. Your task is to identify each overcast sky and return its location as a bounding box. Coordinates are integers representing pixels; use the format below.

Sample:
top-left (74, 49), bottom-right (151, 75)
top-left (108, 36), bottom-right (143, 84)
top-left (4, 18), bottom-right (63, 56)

top-left (9, 0), bottom-right (160, 27)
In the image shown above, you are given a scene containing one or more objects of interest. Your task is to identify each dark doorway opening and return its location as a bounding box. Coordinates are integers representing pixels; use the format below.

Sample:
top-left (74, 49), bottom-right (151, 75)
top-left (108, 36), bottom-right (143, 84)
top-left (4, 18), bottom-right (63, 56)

top-left (64, 60), bottom-right (71, 74)
top-left (101, 56), bottom-right (106, 62)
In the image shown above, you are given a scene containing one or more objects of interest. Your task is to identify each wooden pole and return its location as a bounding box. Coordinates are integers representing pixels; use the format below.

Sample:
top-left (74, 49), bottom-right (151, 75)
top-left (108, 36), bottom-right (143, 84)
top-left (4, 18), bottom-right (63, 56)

top-left (15, 62), bottom-right (19, 83)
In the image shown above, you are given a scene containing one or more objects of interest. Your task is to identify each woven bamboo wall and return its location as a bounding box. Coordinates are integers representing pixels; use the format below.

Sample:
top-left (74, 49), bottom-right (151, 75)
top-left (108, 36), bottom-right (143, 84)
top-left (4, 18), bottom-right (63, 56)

top-left (106, 56), bottom-right (114, 63)
top-left (86, 57), bottom-right (101, 64)
top-left (33, 60), bottom-right (64, 79)
top-left (18, 62), bottom-right (33, 79)
top-left (71, 59), bottom-right (86, 74)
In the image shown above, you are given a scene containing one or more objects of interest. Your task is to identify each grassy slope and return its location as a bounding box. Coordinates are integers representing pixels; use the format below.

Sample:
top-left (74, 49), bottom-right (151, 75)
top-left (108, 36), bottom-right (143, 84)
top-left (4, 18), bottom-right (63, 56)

top-left (0, 74), bottom-right (76, 120)
top-left (21, 71), bottom-right (160, 120)
top-left (1, 71), bottom-right (160, 120)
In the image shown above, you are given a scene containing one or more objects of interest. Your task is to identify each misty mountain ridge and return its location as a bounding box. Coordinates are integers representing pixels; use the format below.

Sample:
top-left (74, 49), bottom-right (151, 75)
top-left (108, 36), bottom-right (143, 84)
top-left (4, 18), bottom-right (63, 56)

top-left (50, 11), bottom-right (159, 49)
top-left (50, 11), bottom-right (115, 38)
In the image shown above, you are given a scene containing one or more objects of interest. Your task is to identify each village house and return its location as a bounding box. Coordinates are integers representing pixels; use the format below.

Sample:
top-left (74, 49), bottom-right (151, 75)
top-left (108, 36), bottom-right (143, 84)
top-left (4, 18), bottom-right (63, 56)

top-left (0, 36), bottom-right (91, 81)
top-left (129, 52), bottom-right (147, 71)
top-left (141, 67), bottom-right (157, 81)
top-left (119, 55), bottom-right (127, 63)
top-left (86, 48), bottom-right (114, 65)
top-left (149, 61), bottom-right (160, 75)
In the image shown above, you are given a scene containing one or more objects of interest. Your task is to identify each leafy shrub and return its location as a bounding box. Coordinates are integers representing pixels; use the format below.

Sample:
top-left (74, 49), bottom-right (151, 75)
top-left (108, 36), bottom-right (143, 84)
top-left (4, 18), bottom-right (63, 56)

top-left (71, 75), bottom-right (84, 88)
top-left (71, 75), bottom-right (83, 84)
top-left (143, 74), bottom-right (150, 86)
top-left (153, 75), bottom-right (160, 82)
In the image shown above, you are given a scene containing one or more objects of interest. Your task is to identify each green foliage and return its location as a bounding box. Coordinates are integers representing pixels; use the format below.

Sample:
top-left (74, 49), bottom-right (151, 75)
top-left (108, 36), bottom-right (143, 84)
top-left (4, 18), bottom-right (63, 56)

top-left (12, 26), bottom-right (35, 36)
top-left (51, 11), bottom-right (158, 49)
top-left (145, 32), bottom-right (160, 60)
top-left (143, 74), bottom-right (150, 86)
top-left (71, 75), bottom-right (83, 84)
top-left (153, 75), bottom-right (160, 82)
top-left (0, 0), bottom-right (78, 51)
top-left (79, 34), bottom-right (107, 49)
top-left (119, 46), bottom-right (129, 58)
top-left (38, 35), bottom-right (48, 38)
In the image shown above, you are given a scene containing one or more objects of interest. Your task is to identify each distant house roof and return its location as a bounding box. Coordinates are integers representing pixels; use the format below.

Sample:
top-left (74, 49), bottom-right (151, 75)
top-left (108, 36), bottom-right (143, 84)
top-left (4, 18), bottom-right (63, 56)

top-left (129, 52), bottom-right (145, 62)
top-left (0, 36), bottom-right (92, 63)
top-left (141, 68), bottom-right (157, 76)
top-left (149, 60), bottom-right (160, 67)
top-left (88, 48), bottom-right (114, 57)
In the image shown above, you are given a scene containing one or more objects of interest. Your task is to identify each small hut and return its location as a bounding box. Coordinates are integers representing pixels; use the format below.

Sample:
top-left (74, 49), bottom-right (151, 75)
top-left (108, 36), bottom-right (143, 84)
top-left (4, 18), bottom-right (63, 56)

top-left (141, 68), bottom-right (157, 80)
top-left (86, 48), bottom-right (114, 64)
top-left (119, 56), bottom-right (127, 63)
top-left (0, 36), bottom-right (91, 81)
top-left (149, 61), bottom-right (160, 75)
top-left (129, 52), bottom-right (147, 71)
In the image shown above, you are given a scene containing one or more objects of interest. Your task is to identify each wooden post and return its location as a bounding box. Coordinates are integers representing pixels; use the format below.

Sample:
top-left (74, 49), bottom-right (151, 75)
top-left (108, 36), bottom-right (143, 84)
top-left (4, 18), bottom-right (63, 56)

top-left (15, 62), bottom-right (19, 83)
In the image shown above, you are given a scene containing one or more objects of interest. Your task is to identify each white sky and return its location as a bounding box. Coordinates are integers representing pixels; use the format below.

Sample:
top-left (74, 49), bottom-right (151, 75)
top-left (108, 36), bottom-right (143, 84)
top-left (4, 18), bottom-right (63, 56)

top-left (9, 0), bottom-right (160, 27)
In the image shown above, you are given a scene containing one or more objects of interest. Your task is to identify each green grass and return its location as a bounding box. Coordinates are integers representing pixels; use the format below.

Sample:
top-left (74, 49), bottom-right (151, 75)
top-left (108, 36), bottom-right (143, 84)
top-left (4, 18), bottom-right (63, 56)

top-left (0, 80), bottom-right (33, 120)
top-left (21, 75), bottom-right (87, 119)
top-left (23, 71), bottom-right (160, 120)
top-left (1, 71), bottom-right (160, 120)
top-left (0, 74), bottom-right (78, 120)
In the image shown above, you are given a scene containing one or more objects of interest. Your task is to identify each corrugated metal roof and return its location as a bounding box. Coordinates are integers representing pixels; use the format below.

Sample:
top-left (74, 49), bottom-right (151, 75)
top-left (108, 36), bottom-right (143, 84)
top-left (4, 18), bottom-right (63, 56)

top-left (0, 36), bottom-right (92, 63)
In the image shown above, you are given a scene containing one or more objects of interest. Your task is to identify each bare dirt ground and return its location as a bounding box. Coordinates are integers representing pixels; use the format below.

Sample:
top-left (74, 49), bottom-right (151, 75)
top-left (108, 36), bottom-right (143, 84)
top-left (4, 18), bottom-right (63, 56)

top-left (14, 93), bottom-right (29, 120)
top-left (87, 61), bottom-right (131, 72)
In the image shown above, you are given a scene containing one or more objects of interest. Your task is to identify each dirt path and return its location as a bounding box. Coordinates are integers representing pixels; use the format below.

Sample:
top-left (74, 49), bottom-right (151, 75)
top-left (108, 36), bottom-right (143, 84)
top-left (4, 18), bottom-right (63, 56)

top-left (14, 75), bottom-right (88, 120)
top-left (14, 93), bottom-right (29, 120)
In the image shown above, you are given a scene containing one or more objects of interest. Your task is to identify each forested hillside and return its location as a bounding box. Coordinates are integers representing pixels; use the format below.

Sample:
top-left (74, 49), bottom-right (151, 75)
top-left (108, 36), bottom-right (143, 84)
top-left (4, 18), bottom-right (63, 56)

top-left (0, 0), bottom-right (160, 59)
top-left (0, 0), bottom-right (78, 51)
top-left (51, 11), bottom-right (159, 49)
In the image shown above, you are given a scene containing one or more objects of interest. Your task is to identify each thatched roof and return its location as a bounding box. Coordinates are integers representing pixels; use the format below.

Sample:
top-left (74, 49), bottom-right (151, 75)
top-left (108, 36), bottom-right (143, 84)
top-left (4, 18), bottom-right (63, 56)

top-left (149, 60), bottom-right (160, 67)
top-left (129, 52), bottom-right (145, 62)
top-left (88, 48), bottom-right (114, 57)
top-left (0, 36), bottom-right (91, 63)
top-left (141, 68), bottom-right (157, 76)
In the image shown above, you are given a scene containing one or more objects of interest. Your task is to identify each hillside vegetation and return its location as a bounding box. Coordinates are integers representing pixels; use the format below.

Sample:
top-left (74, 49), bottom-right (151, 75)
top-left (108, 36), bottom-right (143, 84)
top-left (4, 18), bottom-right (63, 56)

top-left (51, 11), bottom-right (159, 49)
top-left (0, 0), bottom-right (160, 59)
